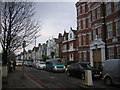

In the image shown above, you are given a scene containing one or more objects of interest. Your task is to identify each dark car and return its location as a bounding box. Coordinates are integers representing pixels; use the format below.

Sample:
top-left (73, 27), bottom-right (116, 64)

top-left (66, 62), bottom-right (102, 80)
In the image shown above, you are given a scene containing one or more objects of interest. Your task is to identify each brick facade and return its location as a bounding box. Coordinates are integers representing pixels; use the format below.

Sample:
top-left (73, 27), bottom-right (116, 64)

top-left (62, 28), bottom-right (78, 62)
top-left (76, 2), bottom-right (120, 67)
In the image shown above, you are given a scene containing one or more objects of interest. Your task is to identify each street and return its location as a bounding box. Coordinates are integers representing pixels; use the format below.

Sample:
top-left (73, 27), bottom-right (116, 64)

top-left (16, 66), bottom-right (119, 88)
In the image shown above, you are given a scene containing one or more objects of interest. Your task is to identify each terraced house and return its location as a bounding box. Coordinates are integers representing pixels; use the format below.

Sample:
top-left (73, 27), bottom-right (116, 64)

top-left (75, 1), bottom-right (120, 68)
top-left (62, 28), bottom-right (78, 62)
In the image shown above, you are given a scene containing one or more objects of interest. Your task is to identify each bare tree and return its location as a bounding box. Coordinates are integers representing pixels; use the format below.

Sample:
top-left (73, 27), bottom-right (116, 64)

top-left (1, 1), bottom-right (41, 65)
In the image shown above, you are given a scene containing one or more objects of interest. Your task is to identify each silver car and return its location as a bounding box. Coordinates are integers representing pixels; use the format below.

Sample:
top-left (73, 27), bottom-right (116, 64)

top-left (103, 59), bottom-right (120, 86)
top-left (36, 61), bottom-right (46, 70)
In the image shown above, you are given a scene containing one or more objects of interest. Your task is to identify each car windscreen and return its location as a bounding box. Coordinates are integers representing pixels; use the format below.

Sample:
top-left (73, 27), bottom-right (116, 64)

top-left (40, 62), bottom-right (45, 64)
top-left (80, 64), bottom-right (92, 69)
top-left (52, 60), bottom-right (62, 65)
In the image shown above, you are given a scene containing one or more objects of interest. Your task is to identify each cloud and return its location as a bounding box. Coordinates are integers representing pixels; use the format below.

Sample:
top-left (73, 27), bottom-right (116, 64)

top-left (26, 2), bottom-right (77, 50)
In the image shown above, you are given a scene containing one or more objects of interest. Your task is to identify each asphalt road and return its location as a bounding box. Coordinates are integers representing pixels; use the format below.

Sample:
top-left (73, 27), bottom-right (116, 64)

top-left (17, 66), bottom-right (120, 89)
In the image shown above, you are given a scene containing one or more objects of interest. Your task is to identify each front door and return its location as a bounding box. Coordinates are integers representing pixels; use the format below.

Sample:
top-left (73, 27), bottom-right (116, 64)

top-left (93, 48), bottom-right (102, 68)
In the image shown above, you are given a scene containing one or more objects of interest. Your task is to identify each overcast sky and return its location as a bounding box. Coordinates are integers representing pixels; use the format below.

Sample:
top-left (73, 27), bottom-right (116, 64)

top-left (25, 2), bottom-right (77, 51)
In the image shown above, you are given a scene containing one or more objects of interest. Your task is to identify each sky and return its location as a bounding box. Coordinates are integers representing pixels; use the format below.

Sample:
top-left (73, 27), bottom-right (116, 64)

top-left (25, 1), bottom-right (78, 51)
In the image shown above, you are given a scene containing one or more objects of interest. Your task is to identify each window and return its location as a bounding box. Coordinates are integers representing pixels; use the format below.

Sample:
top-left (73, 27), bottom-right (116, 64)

top-left (64, 45), bottom-right (66, 51)
top-left (88, 15), bottom-right (91, 28)
top-left (106, 3), bottom-right (111, 16)
top-left (79, 21), bottom-right (81, 30)
top-left (79, 52), bottom-right (82, 62)
top-left (64, 36), bottom-right (66, 41)
top-left (88, 3), bottom-right (90, 11)
top-left (83, 19), bottom-right (86, 29)
top-left (93, 29), bottom-right (96, 40)
top-left (114, 2), bottom-right (120, 12)
top-left (107, 23), bottom-right (113, 38)
top-left (70, 33), bottom-right (72, 39)
top-left (79, 36), bottom-right (81, 46)
top-left (70, 54), bottom-right (73, 61)
top-left (97, 7), bottom-right (101, 19)
top-left (92, 10), bottom-right (95, 21)
top-left (82, 4), bottom-right (85, 14)
top-left (109, 48), bottom-right (114, 59)
top-left (117, 46), bottom-right (120, 59)
top-left (116, 20), bottom-right (120, 36)
top-left (69, 43), bottom-right (73, 49)
top-left (98, 27), bottom-right (102, 39)
top-left (89, 33), bottom-right (92, 43)
top-left (83, 35), bottom-right (86, 46)
top-left (77, 6), bottom-right (80, 16)
top-left (83, 52), bottom-right (87, 61)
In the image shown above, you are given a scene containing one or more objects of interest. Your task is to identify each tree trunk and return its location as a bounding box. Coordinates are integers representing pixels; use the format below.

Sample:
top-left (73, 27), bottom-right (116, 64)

top-left (2, 51), bottom-right (7, 66)
top-left (2, 51), bottom-right (11, 72)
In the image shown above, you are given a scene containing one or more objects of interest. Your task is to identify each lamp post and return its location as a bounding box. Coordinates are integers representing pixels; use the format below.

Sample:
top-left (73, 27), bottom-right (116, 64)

top-left (22, 40), bottom-right (26, 79)
top-left (35, 36), bottom-right (36, 62)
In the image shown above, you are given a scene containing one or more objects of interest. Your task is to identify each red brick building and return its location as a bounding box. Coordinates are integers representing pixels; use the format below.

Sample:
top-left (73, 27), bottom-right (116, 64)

top-left (76, 2), bottom-right (120, 68)
top-left (58, 33), bottom-right (64, 59)
top-left (62, 28), bottom-right (79, 62)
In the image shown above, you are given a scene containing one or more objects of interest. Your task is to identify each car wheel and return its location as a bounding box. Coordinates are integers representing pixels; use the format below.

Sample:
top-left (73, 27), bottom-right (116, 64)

top-left (81, 73), bottom-right (85, 80)
top-left (105, 77), bottom-right (113, 86)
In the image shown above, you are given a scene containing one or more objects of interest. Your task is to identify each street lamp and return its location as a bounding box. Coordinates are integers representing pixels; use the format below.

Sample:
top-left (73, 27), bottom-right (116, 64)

top-left (22, 40), bottom-right (26, 79)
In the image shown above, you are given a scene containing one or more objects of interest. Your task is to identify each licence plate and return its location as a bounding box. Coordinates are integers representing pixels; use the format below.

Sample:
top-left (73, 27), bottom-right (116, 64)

top-left (94, 74), bottom-right (100, 77)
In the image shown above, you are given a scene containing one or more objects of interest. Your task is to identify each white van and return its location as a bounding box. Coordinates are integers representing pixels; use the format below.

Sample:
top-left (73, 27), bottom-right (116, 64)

top-left (103, 59), bottom-right (120, 86)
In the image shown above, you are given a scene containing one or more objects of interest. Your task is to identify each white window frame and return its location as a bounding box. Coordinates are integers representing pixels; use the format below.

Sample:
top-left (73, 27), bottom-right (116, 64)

top-left (88, 15), bottom-right (91, 28)
top-left (83, 52), bottom-right (87, 61)
top-left (64, 36), bottom-right (66, 41)
top-left (106, 3), bottom-right (112, 16)
top-left (93, 29), bottom-right (96, 40)
top-left (82, 4), bottom-right (85, 14)
top-left (107, 23), bottom-right (113, 38)
top-left (88, 3), bottom-right (90, 11)
top-left (83, 35), bottom-right (86, 46)
top-left (70, 33), bottom-right (72, 39)
top-left (79, 52), bottom-right (82, 62)
top-left (70, 54), bottom-right (73, 61)
top-left (97, 7), bottom-right (101, 19)
top-left (89, 33), bottom-right (92, 43)
top-left (79, 21), bottom-right (81, 30)
top-left (69, 43), bottom-right (73, 49)
top-left (98, 27), bottom-right (102, 39)
top-left (77, 6), bottom-right (80, 16)
top-left (116, 20), bottom-right (120, 36)
top-left (92, 10), bottom-right (95, 21)
top-left (79, 36), bottom-right (81, 46)
top-left (64, 45), bottom-right (66, 51)
top-left (109, 47), bottom-right (114, 59)
top-left (82, 18), bottom-right (86, 29)
top-left (114, 2), bottom-right (120, 12)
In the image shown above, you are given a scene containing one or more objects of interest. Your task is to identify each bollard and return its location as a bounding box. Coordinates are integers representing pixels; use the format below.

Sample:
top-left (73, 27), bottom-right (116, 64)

top-left (85, 70), bottom-right (93, 86)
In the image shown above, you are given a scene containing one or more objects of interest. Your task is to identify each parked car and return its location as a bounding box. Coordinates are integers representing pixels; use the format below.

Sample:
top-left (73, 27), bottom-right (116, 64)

top-left (32, 61), bottom-right (37, 68)
top-left (46, 58), bottom-right (65, 72)
top-left (103, 59), bottom-right (120, 86)
top-left (24, 61), bottom-right (28, 66)
top-left (16, 61), bottom-right (23, 66)
top-left (26, 61), bottom-right (33, 67)
top-left (36, 61), bottom-right (46, 70)
top-left (66, 62), bottom-right (102, 80)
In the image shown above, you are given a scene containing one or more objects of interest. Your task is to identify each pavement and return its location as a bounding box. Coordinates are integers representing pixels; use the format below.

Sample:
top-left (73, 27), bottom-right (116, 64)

top-left (2, 67), bottom-right (43, 89)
